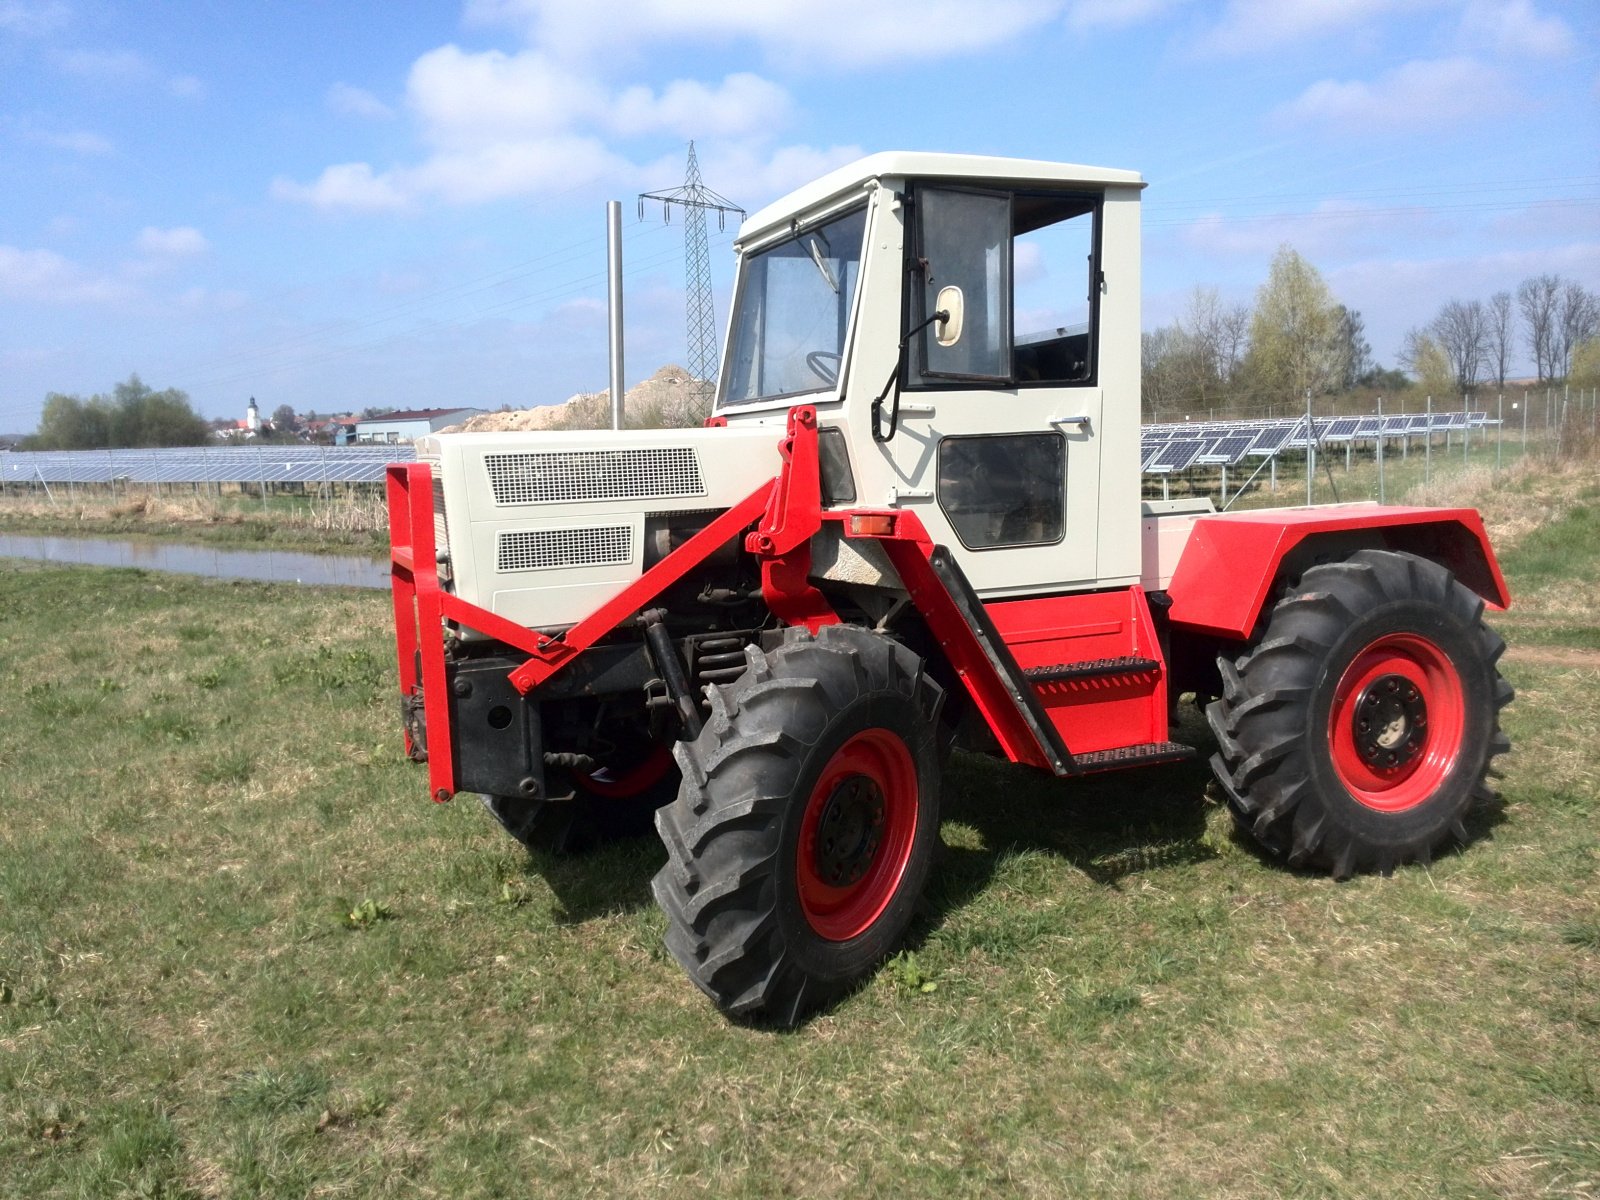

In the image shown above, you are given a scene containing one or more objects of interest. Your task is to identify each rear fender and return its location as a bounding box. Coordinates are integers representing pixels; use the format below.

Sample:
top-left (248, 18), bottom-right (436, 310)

top-left (1164, 505), bottom-right (1510, 641)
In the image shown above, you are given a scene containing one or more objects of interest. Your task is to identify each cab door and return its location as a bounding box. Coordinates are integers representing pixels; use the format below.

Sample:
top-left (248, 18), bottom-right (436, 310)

top-left (880, 186), bottom-right (1104, 597)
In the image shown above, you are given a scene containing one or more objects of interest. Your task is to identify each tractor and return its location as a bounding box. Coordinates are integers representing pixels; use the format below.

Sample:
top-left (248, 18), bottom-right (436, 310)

top-left (386, 152), bottom-right (1512, 1025)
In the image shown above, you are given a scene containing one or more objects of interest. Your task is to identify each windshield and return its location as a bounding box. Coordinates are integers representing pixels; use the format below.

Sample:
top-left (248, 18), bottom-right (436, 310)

top-left (721, 205), bottom-right (867, 407)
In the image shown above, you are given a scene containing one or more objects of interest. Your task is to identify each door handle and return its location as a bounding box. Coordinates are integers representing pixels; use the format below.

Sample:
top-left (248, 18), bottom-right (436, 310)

top-left (1050, 414), bottom-right (1092, 432)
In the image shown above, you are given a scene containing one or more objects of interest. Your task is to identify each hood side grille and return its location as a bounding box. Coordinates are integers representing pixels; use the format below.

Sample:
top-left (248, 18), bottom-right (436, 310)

top-left (496, 526), bottom-right (632, 573)
top-left (485, 447), bottom-right (705, 505)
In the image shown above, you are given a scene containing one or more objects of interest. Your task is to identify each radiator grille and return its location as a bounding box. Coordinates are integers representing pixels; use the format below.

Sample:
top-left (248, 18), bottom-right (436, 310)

top-left (430, 477), bottom-right (449, 554)
top-left (496, 526), bottom-right (632, 573)
top-left (484, 447), bottom-right (705, 505)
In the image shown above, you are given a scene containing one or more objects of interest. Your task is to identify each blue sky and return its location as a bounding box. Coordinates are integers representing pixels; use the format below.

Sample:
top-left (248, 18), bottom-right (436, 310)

top-left (1, 0), bottom-right (1595, 430)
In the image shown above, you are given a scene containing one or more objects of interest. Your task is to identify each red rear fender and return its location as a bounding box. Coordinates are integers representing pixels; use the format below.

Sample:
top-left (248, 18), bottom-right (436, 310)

top-left (1164, 505), bottom-right (1509, 641)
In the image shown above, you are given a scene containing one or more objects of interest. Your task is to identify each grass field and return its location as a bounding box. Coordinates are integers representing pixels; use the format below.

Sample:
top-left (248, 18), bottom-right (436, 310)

top-left (1, 464), bottom-right (1596, 1198)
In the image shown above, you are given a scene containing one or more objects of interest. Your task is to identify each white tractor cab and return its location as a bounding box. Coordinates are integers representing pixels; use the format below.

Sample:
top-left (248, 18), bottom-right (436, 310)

top-left (389, 153), bottom-right (1512, 1025)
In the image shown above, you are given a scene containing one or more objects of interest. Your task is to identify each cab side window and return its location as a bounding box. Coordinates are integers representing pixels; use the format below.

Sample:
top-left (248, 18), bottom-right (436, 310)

top-left (912, 187), bottom-right (1099, 389)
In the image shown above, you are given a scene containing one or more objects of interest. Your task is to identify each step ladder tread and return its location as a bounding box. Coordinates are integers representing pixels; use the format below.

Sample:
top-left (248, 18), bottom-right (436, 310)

top-left (1024, 655), bottom-right (1161, 682)
top-left (1073, 741), bottom-right (1197, 772)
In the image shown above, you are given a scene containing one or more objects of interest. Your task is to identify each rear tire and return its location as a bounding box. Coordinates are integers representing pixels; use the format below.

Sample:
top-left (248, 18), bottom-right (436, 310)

top-left (652, 624), bottom-right (943, 1025)
top-left (1208, 549), bottom-right (1512, 877)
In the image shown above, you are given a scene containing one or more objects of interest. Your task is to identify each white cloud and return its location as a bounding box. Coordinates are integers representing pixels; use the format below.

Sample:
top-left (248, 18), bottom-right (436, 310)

top-left (0, 0), bottom-right (69, 35)
top-left (406, 45), bottom-right (605, 147)
top-left (1065, 0), bottom-right (1187, 32)
top-left (465, 0), bottom-right (1063, 66)
top-left (610, 73), bottom-right (790, 139)
top-left (27, 128), bottom-right (112, 155)
top-left (0, 245), bottom-right (133, 304)
top-left (404, 135), bottom-right (626, 204)
top-left (56, 47), bottom-right (149, 80)
top-left (136, 226), bottom-right (209, 257)
top-left (1277, 57), bottom-right (1511, 132)
top-left (54, 47), bottom-right (204, 96)
top-left (1459, 0), bottom-right (1571, 58)
top-left (1178, 199), bottom-right (1439, 260)
top-left (271, 163), bottom-right (413, 213)
top-left (327, 82), bottom-right (394, 120)
top-left (1197, 0), bottom-right (1443, 56)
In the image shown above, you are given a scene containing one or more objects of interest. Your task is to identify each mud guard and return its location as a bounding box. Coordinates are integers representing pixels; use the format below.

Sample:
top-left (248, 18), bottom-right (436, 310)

top-left (1164, 505), bottom-right (1510, 641)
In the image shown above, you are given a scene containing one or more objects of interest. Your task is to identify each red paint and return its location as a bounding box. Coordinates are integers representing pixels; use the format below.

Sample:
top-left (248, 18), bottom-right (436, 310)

top-left (796, 728), bottom-right (918, 941)
top-left (506, 483), bottom-right (775, 693)
top-left (576, 743), bottom-right (675, 799)
top-left (987, 587), bottom-right (1168, 755)
top-left (862, 513), bottom-right (1055, 770)
top-left (386, 462), bottom-right (455, 801)
top-left (1166, 505), bottom-right (1510, 640)
top-left (749, 406), bottom-right (838, 633)
top-left (1328, 632), bottom-right (1465, 812)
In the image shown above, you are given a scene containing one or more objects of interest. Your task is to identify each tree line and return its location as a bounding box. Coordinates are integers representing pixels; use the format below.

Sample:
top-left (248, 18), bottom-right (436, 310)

top-left (1142, 248), bottom-right (1599, 418)
top-left (23, 377), bottom-right (211, 450)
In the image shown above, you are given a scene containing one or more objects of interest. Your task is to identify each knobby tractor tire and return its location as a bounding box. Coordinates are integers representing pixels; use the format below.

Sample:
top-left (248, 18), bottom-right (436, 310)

top-left (1208, 549), bottom-right (1513, 878)
top-left (652, 624), bottom-right (944, 1026)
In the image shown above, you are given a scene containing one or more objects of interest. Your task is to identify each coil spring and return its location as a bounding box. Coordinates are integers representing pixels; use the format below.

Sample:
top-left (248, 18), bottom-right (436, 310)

top-left (695, 634), bottom-right (751, 694)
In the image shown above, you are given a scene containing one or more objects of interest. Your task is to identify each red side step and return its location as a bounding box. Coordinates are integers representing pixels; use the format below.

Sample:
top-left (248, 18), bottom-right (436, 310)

top-left (987, 587), bottom-right (1171, 757)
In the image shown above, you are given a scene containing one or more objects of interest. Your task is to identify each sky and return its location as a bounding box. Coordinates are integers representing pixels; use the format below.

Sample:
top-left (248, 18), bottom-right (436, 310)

top-left (1, 0), bottom-right (1596, 431)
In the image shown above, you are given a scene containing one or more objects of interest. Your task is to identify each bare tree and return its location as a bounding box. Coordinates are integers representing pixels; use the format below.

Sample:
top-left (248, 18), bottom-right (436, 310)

top-left (1486, 291), bottom-right (1512, 387)
top-left (1430, 299), bottom-right (1488, 391)
top-left (1554, 281), bottom-right (1600, 379)
top-left (1216, 303), bottom-right (1251, 384)
top-left (1332, 306), bottom-right (1372, 390)
top-left (1518, 274), bottom-right (1561, 381)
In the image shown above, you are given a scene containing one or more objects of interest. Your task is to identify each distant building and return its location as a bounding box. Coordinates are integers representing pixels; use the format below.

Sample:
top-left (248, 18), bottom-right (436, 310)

top-left (246, 396), bottom-right (261, 434)
top-left (354, 408), bottom-right (484, 444)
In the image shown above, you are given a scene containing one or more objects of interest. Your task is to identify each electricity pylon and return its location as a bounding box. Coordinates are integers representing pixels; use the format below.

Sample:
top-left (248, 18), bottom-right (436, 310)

top-left (639, 142), bottom-right (744, 399)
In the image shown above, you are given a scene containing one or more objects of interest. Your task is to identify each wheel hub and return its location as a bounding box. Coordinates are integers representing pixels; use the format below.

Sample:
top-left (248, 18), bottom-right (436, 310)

top-left (811, 775), bottom-right (886, 888)
top-left (1352, 672), bottom-right (1428, 772)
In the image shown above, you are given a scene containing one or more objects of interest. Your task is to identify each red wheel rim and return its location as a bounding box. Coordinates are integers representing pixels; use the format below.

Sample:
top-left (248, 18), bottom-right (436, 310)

top-left (1328, 632), bottom-right (1465, 812)
top-left (796, 729), bottom-right (919, 941)
top-left (576, 744), bottom-right (674, 798)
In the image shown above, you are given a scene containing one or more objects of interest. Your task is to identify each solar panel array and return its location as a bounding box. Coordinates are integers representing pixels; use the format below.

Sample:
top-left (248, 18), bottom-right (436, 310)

top-left (0, 445), bottom-right (415, 486)
top-left (3, 408), bottom-right (1499, 487)
top-left (1139, 410), bottom-right (1493, 475)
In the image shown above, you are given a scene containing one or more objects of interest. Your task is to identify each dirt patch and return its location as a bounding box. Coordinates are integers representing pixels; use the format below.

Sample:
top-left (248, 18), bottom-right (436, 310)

top-left (1501, 645), bottom-right (1600, 669)
top-left (444, 364), bottom-right (710, 434)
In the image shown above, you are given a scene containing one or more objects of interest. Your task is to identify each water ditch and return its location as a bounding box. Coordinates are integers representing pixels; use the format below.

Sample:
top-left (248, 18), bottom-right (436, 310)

top-left (0, 533), bottom-right (387, 589)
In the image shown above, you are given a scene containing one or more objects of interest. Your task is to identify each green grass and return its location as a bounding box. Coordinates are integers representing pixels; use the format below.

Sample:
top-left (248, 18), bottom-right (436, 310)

top-left (2, 497), bottom-right (1597, 1196)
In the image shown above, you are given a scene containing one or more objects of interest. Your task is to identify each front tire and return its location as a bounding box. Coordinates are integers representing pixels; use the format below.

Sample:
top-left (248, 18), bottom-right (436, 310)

top-left (652, 624), bottom-right (944, 1025)
top-left (1208, 550), bottom-right (1512, 877)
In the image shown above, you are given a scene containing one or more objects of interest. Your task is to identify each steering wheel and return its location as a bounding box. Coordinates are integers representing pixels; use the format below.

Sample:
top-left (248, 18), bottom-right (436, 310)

top-left (805, 350), bottom-right (841, 386)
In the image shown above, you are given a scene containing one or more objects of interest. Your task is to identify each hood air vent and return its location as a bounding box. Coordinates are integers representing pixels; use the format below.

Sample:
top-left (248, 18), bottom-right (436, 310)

top-left (485, 447), bottom-right (705, 506)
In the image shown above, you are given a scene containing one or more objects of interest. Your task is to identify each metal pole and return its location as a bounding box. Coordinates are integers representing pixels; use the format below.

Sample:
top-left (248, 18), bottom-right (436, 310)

top-left (1522, 391), bottom-right (1528, 457)
top-left (1463, 393), bottom-right (1469, 463)
top-left (607, 199), bottom-right (626, 431)
top-left (1496, 393), bottom-right (1503, 474)
top-left (1425, 396), bottom-right (1432, 485)
top-left (1376, 395), bottom-right (1385, 505)
top-left (1305, 389), bottom-right (1314, 506)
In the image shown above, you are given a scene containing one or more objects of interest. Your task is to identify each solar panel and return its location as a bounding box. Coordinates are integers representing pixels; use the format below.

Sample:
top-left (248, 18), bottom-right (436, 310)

top-left (1323, 417), bottom-right (1361, 440)
top-left (1247, 424), bottom-right (1293, 455)
top-left (1444, 411), bottom-right (1469, 429)
top-left (1193, 433), bottom-right (1254, 465)
top-left (1147, 439), bottom-right (1203, 473)
top-left (1382, 415), bottom-right (1412, 434)
top-left (0, 445), bottom-right (417, 486)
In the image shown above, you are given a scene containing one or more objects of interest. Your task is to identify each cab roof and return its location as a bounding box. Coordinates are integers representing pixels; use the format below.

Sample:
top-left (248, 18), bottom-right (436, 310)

top-left (737, 151), bottom-right (1145, 245)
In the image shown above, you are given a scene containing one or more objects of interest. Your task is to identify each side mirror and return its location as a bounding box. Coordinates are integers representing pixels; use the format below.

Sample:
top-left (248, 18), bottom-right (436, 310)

top-left (934, 285), bottom-right (964, 347)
